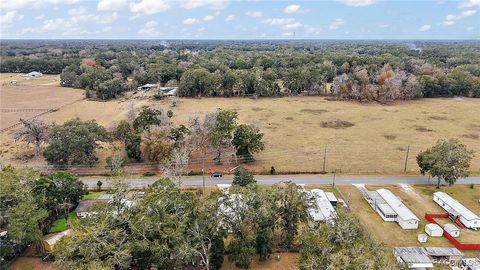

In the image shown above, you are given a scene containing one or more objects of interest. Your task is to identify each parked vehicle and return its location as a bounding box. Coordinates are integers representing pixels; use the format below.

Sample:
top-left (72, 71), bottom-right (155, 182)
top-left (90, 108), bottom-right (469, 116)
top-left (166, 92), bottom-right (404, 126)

top-left (211, 172), bottom-right (223, 177)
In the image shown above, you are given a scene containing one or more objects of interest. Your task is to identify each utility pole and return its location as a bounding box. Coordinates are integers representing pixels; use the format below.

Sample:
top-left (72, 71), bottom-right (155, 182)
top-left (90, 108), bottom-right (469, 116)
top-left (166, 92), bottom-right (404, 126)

top-left (323, 144), bottom-right (327, 172)
top-left (403, 145), bottom-right (410, 173)
top-left (202, 154), bottom-right (205, 195)
top-left (332, 172), bottom-right (336, 187)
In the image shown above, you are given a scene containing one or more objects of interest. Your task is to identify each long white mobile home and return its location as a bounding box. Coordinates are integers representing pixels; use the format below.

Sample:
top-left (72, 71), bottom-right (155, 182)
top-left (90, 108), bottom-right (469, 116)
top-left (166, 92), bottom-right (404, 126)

top-left (367, 188), bottom-right (419, 229)
top-left (307, 189), bottom-right (337, 224)
top-left (433, 192), bottom-right (480, 230)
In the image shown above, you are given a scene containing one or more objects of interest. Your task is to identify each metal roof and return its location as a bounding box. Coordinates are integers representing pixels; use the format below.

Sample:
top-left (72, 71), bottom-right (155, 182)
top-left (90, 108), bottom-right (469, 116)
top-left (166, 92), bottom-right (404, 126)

top-left (444, 223), bottom-right (459, 233)
top-left (434, 192), bottom-right (480, 221)
top-left (75, 199), bottom-right (98, 213)
top-left (307, 189), bottom-right (337, 222)
top-left (367, 190), bottom-right (396, 216)
top-left (44, 229), bottom-right (71, 246)
top-left (462, 258), bottom-right (480, 270)
top-left (393, 247), bottom-right (433, 265)
top-left (377, 189), bottom-right (419, 221)
top-left (425, 223), bottom-right (443, 231)
top-left (424, 247), bottom-right (463, 257)
top-left (325, 192), bottom-right (338, 202)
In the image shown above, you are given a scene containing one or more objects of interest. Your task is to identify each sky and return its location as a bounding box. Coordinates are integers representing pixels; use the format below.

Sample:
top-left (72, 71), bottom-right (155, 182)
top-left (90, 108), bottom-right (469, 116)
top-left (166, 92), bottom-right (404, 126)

top-left (0, 0), bottom-right (479, 39)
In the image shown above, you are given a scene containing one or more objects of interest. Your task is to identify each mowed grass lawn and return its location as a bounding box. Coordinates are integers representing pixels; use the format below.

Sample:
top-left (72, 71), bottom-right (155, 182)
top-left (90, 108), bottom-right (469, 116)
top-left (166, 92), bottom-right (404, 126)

top-left (338, 184), bottom-right (480, 257)
top-left (49, 212), bottom-right (77, 233)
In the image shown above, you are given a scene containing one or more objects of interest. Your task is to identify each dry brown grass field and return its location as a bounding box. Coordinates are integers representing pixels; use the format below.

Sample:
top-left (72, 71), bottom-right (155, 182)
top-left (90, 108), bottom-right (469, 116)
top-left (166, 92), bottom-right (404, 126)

top-left (337, 184), bottom-right (480, 257)
top-left (1, 73), bottom-right (479, 175)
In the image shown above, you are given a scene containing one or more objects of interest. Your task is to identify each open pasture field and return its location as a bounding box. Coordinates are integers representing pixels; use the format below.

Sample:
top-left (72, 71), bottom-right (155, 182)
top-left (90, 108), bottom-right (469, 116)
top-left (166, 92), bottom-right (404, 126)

top-left (170, 96), bottom-right (480, 174)
top-left (1, 73), bottom-right (480, 174)
top-left (338, 184), bottom-right (480, 257)
top-left (0, 73), bottom-right (84, 130)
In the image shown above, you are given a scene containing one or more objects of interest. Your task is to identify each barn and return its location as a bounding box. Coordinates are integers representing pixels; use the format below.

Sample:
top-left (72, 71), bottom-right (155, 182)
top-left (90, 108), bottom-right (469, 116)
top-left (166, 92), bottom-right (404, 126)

top-left (433, 192), bottom-right (480, 229)
top-left (367, 188), bottom-right (419, 229)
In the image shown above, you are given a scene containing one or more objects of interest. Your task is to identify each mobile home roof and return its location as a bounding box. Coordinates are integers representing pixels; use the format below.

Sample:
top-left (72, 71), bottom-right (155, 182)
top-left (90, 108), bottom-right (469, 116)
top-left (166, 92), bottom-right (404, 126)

top-left (377, 189), bottom-right (419, 221)
top-left (434, 192), bottom-right (480, 221)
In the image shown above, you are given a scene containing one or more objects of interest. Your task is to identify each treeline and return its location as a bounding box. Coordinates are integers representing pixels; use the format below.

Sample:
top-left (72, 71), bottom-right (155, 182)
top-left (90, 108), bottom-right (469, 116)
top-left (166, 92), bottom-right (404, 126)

top-left (52, 178), bottom-right (393, 269)
top-left (0, 167), bottom-right (86, 263)
top-left (1, 40), bottom-right (480, 101)
top-left (16, 108), bottom-right (264, 172)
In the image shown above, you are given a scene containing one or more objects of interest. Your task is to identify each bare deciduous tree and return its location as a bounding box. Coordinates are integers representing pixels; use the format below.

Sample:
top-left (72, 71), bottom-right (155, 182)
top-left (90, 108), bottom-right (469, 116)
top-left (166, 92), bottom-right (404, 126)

top-left (126, 101), bottom-right (136, 124)
top-left (161, 147), bottom-right (190, 187)
top-left (14, 118), bottom-right (52, 156)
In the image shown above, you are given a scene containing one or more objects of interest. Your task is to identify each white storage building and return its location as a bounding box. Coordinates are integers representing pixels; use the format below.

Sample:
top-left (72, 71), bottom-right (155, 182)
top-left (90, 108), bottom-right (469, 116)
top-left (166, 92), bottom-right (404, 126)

top-left (425, 223), bottom-right (443, 237)
top-left (367, 188), bottom-right (419, 229)
top-left (443, 223), bottom-right (460, 237)
top-left (433, 192), bottom-right (480, 229)
top-left (307, 189), bottom-right (337, 224)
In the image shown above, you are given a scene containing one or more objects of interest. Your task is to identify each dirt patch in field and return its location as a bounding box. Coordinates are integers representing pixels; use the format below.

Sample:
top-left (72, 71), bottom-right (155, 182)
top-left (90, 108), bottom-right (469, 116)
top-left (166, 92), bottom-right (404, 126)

top-left (284, 117), bottom-right (294, 121)
top-left (300, 108), bottom-right (329, 115)
top-left (428, 115), bottom-right (449, 121)
top-left (414, 125), bottom-right (434, 132)
top-left (320, 120), bottom-right (354, 129)
top-left (383, 134), bottom-right (397, 140)
top-left (462, 133), bottom-right (479, 140)
top-left (469, 123), bottom-right (480, 131)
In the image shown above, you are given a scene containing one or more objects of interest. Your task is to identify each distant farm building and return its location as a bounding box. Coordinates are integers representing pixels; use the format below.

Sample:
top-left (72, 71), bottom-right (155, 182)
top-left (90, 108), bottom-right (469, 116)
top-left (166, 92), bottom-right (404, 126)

top-left (306, 189), bottom-right (337, 224)
top-left (365, 188), bottom-right (419, 229)
top-left (27, 71), bottom-right (43, 77)
top-left (433, 192), bottom-right (480, 229)
top-left (137, 83), bottom-right (157, 91)
top-left (425, 223), bottom-right (443, 237)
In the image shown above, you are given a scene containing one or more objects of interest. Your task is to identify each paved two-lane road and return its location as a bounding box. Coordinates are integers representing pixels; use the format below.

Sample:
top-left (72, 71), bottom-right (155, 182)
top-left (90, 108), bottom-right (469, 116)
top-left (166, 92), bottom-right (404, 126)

top-left (82, 174), bottom-right (480, 188)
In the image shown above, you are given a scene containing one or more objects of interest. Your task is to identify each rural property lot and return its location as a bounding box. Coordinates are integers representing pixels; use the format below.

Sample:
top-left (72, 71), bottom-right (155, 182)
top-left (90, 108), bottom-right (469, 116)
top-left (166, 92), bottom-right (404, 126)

top-left (0, 73), bottom-right (84, 129)
top-left (337, 184), bottom-right (480, 257)
top-left (1, 74), bottom-right (480, 175)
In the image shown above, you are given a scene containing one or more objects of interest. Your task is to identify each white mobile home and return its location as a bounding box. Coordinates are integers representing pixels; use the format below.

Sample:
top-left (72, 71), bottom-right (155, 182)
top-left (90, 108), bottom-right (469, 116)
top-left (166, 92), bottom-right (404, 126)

top-left (307, 189), bottom-right (337, 224)
top-left (433, 192), bottom-right (480, 229)
top-left (425, 223), bottom-right (443, 237)
top-left (367, 188), bottom-right (419, 229)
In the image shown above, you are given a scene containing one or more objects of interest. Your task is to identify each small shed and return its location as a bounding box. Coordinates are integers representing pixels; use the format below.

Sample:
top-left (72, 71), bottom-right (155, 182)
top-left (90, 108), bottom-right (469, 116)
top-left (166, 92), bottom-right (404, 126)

top-left (425, 223), bottom-right (443, 237)
top-left (42, 229), bottom-right (71, 252)
top-left (417, 233), bottom-right (428, 243)
top-left (444, 223), bottom-right (460, 237)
